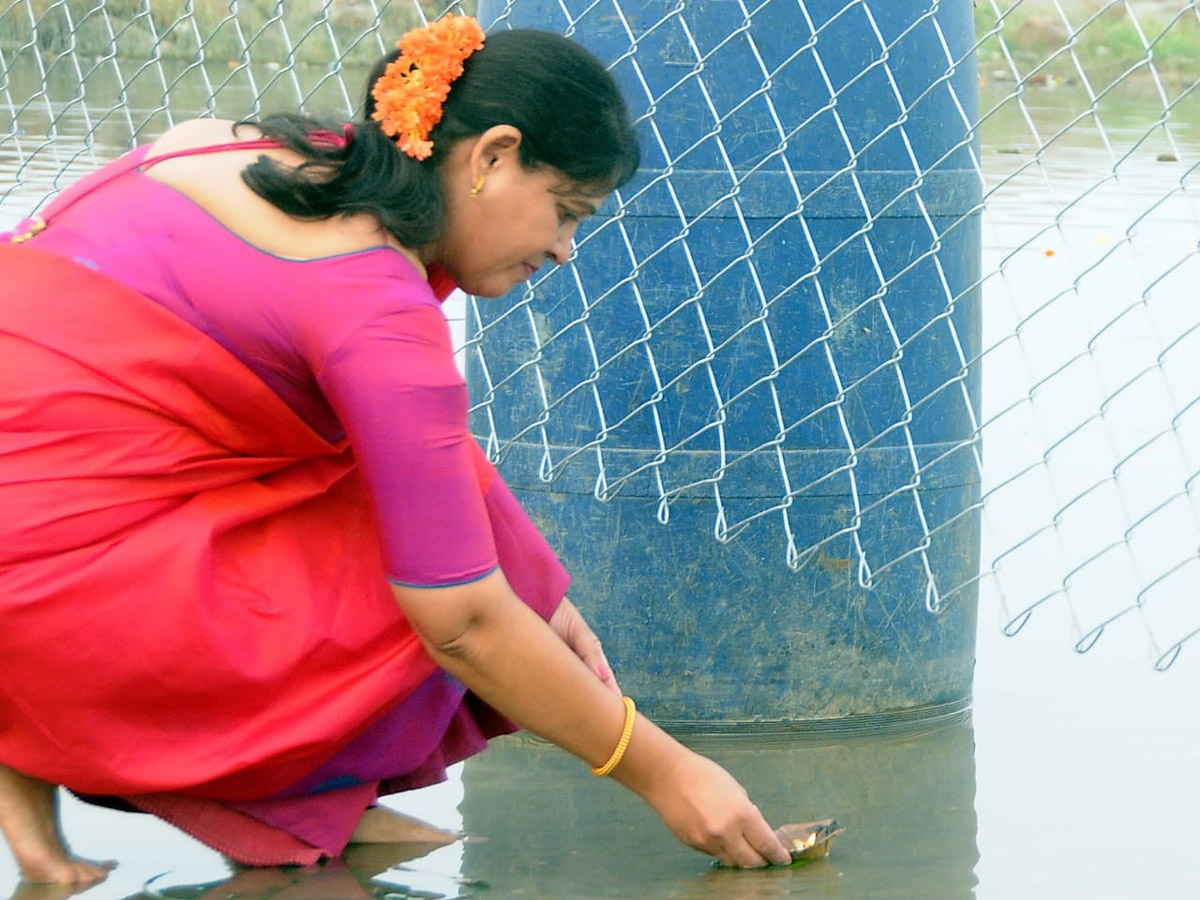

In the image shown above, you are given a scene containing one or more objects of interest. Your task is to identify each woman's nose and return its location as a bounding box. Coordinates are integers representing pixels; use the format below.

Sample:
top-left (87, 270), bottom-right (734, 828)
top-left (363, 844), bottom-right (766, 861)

top-left (547, 228), bottom-right (575, 266)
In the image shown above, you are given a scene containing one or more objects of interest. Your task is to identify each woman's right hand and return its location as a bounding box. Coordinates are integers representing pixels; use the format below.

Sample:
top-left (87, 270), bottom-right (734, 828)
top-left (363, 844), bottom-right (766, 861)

top-left (392, 573), bottom-right (790, 868)
top-left (638, 747), bottom-right (792, 868)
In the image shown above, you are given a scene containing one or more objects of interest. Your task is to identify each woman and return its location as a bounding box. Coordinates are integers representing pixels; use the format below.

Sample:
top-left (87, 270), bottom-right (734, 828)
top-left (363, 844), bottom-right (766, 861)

top-left (0, 17), bottom-right (792, 883)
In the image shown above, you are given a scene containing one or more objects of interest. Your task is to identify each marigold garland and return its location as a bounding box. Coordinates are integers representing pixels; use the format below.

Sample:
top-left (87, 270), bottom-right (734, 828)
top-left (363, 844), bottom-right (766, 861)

top-left (371, 14), bottom-right (486, 161)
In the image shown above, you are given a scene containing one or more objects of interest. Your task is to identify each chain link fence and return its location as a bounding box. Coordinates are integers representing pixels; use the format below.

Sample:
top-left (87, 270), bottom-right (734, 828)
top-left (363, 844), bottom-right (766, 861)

top-left (2, 0), bottom-right (1198, 671)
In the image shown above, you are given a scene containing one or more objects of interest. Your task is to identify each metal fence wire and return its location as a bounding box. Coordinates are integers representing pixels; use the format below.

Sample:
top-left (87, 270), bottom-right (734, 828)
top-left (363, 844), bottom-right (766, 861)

top-left (2, 0), bottom-right (1198, 671)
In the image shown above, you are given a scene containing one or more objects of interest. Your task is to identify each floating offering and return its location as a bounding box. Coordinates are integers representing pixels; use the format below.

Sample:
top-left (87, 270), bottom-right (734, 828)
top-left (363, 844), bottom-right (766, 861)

top-left (774, 818), bottom-right (845, 861)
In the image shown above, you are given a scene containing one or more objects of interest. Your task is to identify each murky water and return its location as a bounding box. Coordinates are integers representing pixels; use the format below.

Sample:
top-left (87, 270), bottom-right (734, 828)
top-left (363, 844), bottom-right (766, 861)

top-left (2, 622), bottom-right (1197, 900)
top-left (3, 58), bottom-right (1200, 900)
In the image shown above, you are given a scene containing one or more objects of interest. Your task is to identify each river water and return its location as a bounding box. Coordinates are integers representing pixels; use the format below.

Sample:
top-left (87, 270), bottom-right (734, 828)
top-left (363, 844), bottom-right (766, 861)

top-left (2, 55), bottom-right (1200, 900)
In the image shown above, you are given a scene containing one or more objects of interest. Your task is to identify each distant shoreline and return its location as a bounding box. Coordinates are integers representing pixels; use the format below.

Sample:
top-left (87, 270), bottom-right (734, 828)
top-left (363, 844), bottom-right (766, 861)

top-left (0, 2), bottom-right (1196, 81)
top-left (0, 0), bottom-right (433, 68)
top-left (974, 2), bottom-right (1198, 83)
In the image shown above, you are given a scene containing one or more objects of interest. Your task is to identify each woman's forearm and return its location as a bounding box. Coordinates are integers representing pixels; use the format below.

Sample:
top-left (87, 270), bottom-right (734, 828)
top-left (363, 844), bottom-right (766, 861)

top-left (392, 570), bottom-right (791, 867)
top-left (391, 571), bottom-right (681, 792)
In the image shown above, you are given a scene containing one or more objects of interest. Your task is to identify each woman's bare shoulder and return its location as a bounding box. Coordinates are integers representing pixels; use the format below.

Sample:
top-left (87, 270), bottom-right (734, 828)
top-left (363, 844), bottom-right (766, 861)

top-left (146, 118), bottom-right (250, 158)
top-left (138, 117), bottom-right (415, 264)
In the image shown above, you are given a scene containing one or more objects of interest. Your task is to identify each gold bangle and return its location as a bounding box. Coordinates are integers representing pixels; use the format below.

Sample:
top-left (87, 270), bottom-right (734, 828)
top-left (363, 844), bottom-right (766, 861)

top-left (591, 696), bottom-right (637, 777)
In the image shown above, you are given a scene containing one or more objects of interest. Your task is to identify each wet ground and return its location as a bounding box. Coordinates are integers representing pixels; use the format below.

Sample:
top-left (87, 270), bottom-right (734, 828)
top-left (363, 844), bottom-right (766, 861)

top-left (1, 616), bottom-right (1197, 900)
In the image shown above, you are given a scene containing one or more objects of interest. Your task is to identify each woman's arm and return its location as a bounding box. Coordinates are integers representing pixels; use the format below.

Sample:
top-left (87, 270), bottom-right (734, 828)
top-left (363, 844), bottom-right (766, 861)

top-left (548, 597), bottom-right (620, 696)
top-left (392, 570), bottom-right (792, 868)
top-left (313, 297), bottom-right (786, 866)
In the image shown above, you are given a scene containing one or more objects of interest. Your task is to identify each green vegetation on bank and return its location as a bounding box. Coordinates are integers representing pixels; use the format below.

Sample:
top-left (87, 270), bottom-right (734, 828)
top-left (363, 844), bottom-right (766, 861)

top-left (0, 0), bottom-right (1196, 81)
top-left (974, 2), bottom-right (1199, 84)
top-left (0, 0), bottom-right (472, 68)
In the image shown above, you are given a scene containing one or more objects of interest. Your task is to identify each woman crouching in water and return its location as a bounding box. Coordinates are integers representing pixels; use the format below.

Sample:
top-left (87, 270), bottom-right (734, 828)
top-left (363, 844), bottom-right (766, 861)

top-left (0, 16), bottom-right (792, 882)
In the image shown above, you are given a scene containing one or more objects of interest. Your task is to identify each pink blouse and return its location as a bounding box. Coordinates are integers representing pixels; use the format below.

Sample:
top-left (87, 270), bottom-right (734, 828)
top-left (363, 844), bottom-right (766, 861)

top-left (28, 144), bottom-right (498, 587)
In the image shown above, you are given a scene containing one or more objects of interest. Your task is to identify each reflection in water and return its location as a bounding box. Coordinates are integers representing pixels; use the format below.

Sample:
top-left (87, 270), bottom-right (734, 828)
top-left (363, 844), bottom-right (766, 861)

top-left (133, 845), bottom-right (483, 900)
top-left (5, 843), bottom-right (479, 900)
top-left (457, 720), bottom-right (978, 900)
top-left (1, 721), bottom-right (979, 900)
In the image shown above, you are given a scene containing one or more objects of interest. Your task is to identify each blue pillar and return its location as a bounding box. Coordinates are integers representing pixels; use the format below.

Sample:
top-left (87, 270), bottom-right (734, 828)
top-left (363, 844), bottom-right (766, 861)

top-left (471, 0), bottom-right (981, 731)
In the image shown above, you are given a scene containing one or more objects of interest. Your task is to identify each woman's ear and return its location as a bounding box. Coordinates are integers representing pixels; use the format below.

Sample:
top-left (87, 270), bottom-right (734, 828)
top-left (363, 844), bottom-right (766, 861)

top-left (468, 124), bottom-right (523, 183)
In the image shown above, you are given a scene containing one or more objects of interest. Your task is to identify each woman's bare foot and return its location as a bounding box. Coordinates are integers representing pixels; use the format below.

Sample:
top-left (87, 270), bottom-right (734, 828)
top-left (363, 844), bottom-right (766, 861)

top-left (347, 806), bottom-right (459, 846)
top-left (0, 763), bottom-right (114, 885)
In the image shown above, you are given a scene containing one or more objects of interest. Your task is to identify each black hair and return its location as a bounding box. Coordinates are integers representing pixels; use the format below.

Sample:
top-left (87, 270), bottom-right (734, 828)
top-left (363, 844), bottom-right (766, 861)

top-left (237, 28), bottom-right (640, 249)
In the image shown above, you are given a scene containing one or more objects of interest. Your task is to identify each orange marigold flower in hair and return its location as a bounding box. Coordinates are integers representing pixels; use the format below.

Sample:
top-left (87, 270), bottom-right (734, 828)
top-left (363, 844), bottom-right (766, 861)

top-left (371, 14), bottom-right (486, 160)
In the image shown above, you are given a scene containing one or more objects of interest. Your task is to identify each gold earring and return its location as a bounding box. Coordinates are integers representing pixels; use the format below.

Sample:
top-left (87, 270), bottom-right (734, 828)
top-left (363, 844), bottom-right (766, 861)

top-left (470, 175), bottom-right (485, 197)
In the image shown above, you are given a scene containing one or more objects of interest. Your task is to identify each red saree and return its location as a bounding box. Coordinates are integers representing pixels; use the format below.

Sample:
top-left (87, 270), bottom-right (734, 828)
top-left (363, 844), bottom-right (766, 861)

top-left (0, 243), bottom-right (441, 801)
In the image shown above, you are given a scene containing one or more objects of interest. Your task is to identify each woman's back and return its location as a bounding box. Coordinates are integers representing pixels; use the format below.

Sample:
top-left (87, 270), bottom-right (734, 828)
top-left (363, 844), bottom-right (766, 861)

top-left (29, 118), bottom-right (441, 440)
top-left (142, 119), bottom-right (424, 265)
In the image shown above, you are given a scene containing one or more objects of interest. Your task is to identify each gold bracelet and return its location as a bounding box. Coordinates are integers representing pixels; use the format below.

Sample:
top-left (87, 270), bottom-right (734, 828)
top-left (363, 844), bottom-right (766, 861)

top-left (591, 696), bottom-right (637, 777)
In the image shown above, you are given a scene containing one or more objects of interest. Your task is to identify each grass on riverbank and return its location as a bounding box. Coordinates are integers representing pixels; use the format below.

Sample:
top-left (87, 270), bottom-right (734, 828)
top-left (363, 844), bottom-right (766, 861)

top-left (1, 0), bottom-right (1197, 82)
top-left (975, 2), bottom-right (1200, 86)
top-left (0, 0), bottom-right (470, 68)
